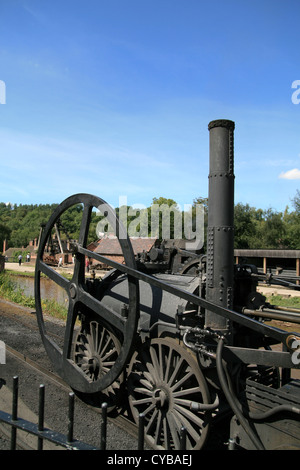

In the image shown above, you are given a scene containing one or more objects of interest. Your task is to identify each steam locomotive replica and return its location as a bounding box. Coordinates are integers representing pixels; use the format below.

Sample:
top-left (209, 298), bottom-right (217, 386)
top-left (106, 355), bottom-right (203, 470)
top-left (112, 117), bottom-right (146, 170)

top-left (35, 120), bottom-right (300, 450)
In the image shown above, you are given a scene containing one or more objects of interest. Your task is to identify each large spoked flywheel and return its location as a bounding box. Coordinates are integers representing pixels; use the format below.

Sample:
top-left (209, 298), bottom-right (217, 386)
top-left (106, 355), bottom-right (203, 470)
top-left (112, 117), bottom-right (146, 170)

top-left (34, 193), bottom-right (139, 394)
top-left (127, 338), bottom-right (211, 450)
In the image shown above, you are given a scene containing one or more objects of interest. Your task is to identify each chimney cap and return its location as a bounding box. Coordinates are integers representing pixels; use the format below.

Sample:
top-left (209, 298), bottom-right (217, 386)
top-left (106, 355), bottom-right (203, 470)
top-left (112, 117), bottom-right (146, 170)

top-left (208, 119), bottom-right (235, 131)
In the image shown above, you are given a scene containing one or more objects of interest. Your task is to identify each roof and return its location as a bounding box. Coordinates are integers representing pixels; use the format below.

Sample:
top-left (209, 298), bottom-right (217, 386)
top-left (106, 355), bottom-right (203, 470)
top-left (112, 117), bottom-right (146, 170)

top-left (94, 237), bottom-right (157, 256)
top-left (234, 249), bottom-right (300, 259)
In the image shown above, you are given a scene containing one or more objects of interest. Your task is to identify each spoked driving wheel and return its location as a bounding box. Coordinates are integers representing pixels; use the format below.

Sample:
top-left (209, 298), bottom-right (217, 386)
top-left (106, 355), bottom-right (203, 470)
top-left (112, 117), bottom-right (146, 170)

top-left (73, 316), bottom-right (124, 408)
top-left (128, 338), bottom-right (211, 450)
top-left (35, 193), bottom-right (139, 395)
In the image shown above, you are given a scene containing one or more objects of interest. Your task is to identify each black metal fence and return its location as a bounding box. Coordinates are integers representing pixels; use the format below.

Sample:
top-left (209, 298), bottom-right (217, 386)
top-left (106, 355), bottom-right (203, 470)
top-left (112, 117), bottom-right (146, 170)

top-left (0, 376), bottom-right (149, 450)
top-left (0, 376), bottom-right (189, 451)
top-left (0, 375), bottom-right (191, 450)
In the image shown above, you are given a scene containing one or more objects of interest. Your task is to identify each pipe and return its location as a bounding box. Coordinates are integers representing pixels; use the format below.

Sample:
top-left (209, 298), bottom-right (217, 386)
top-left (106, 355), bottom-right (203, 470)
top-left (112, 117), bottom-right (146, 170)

top-left (248, 403), bottom-right (300, 421)
top-left (190, 394), bottom-right (219, 411)
top-left (241, 308), bottom-right (300, 324)
top-left (268, 304), bottom-right (300, 314)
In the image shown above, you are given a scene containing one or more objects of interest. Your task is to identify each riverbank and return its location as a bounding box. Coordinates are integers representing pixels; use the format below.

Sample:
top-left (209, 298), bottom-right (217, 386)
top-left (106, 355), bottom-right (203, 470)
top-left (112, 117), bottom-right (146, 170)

top-left (0, 270), bottom-right (68, 320)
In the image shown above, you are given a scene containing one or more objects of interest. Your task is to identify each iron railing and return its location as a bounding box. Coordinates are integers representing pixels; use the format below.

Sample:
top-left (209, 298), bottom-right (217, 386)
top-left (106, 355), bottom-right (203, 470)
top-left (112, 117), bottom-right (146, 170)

top-left (0, 376), bottom-right (151, 450)
top-left (0, 376), bottom-right (188, 450)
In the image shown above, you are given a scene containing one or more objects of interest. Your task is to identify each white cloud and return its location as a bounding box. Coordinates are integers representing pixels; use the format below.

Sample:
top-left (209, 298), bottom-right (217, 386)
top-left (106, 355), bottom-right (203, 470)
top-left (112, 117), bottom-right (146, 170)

top-left (279, 168), bottom-right (300, 180)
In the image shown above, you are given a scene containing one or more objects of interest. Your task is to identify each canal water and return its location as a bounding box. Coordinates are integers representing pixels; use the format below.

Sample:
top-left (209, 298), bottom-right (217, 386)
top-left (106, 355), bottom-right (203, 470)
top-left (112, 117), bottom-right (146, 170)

top-left (13, 275), bottom-right (69, 306)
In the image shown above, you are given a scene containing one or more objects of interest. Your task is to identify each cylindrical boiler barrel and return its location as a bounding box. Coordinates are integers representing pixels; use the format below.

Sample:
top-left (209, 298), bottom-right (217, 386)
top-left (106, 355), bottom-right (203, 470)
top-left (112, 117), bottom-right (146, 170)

top-left (205, 119), bottom-right (235, 338)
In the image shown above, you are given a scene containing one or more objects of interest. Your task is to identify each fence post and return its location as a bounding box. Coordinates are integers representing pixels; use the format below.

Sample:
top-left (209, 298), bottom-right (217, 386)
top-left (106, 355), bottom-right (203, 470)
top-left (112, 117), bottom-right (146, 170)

top-left (11, 376), bottom-right (18, 450)
top-left (68, 392), bottom-right (75, 443)
top-left (180, 426), bottom-right (186, 450)
top-left (38, 384), bottom-right (45, 450)
top-left (138, 413), bottom-right (145, 450)
top-left (100, 402), bottom-right (107, 450)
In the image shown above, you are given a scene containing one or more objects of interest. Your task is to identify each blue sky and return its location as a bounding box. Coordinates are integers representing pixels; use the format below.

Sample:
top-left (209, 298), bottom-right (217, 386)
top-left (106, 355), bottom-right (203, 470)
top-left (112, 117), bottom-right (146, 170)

top-left (1, 0), bottom-right (300, 213)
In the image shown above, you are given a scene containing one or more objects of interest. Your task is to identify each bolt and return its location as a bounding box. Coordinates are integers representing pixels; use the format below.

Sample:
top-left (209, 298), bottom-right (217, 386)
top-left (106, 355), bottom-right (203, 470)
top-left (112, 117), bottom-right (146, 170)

top-left (69, 283), bottom-right (77, 299)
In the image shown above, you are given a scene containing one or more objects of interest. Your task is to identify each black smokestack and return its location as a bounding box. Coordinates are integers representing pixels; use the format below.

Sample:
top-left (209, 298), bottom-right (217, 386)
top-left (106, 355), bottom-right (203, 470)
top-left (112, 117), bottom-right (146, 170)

top-left (205, 119), bottom-right (235, 340)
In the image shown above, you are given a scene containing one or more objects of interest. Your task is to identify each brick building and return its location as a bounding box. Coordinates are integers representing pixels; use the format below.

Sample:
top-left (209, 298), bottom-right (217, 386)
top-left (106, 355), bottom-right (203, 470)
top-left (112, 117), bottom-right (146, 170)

top-left (91, 237), bottom-right (157, 268)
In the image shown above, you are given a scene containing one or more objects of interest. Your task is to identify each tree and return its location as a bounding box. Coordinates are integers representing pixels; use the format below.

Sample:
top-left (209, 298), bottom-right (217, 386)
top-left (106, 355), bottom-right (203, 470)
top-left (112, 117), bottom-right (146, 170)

top-left (261, 209), bottom-right (286, 248)
top-left (0, 202), bottom-right (58, 249)
top-left (292, 190), bottom-right (300, 213)
top-left (2, 193), bottom-right (300, 252)
top-left (150, 197), bottom-right (181, 240)
top-left (284, 205), bottom-right (300, 249)
top-left (0, 223), bottom-right (11, 252)
top-left (234, 203), bottom-right (257, 248)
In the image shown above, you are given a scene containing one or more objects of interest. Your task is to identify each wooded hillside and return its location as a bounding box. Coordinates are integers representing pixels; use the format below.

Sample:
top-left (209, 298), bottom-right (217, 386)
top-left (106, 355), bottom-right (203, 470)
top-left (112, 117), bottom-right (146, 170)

top-left (1, 191), bottom-right (300, 251)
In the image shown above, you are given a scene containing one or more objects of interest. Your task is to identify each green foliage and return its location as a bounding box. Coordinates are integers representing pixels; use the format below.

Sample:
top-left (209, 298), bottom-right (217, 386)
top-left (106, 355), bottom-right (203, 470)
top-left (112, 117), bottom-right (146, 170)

top-left (234, 203), bottom-right (257, 248)
top-left (266, 294), bottom-right (300, 309)
top-left (292, 190), bottom-right (300, 214)
top-left (0, 202), bottom-right (58, 249)
top-left (0, 271), bottom-right (35, 308)
top-left (39, 297), bottom-right (68, 321)
top-left (59, 203), bottom-right (83, 239)
top-left (1, 190), bottom-right (300, 251)
top-left (0, 271), bottom-right (68, 320)
top-left (152, 197), bottom-right (179, 208)
top-left (233, 203), bottom-right (300, 249)
top-left (12, 250), bottom-right (27, 263)
top-left (0, 202), bottom-right (100, 249)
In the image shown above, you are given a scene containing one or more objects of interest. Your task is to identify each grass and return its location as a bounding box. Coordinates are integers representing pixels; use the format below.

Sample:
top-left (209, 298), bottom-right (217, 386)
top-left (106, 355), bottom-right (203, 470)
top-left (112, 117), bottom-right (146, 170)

top-left (0, 271), bottom-right (36, 308)
top-left (266, 294), bottom-right (300, 310)
top-left (0, 271), bottom-right (68, 321)
top-left (6, 268), bottom-right (73, 281)
top-left (39, 297), bottom-right (68, 321)
top-left (264, 294), bottom-right (300, 335)
top-left (6, 269), bottom-right (35, 277)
